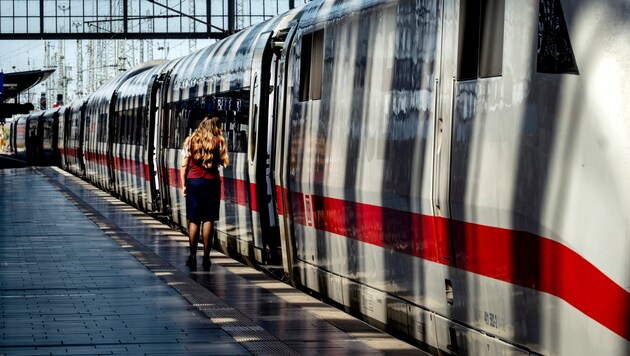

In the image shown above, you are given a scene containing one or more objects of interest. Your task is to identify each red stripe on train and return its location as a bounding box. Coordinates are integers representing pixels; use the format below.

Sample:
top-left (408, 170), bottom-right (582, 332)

top-left (233, 181), bottom-right (630, 341)
top-left (69, 148), bottom-right (151, 181)
top-left (175, 174), bottom-right (630, 342)
top-left (288, 192), bottom-right (630, 341)
top-left (452, 220), bottom-right (630, 341)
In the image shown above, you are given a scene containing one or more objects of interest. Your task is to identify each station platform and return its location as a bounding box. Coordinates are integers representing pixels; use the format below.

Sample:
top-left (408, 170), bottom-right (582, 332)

top-left (0, 167), bottom-right (429, 355)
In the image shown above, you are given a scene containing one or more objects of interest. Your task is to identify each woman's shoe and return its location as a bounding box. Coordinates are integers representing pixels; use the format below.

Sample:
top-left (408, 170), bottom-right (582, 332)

top-left (202, 256), bottom-right (212, 269)
top-left (186, 255), bottom-right (197, 266)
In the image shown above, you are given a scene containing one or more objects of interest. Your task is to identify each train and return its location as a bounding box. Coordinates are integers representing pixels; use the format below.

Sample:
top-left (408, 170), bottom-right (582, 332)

top-left (8, 0), bottom-right (630, 355)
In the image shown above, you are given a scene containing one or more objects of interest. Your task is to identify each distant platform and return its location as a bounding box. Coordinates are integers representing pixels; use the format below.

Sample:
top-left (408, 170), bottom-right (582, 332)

top-left (1, 69), bottom-right (55, 102)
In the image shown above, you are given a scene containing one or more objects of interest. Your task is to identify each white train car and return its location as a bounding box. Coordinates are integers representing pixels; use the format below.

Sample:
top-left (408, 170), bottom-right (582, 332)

top-left (279, 0), bottom-right (630, 355)
top-left (113, 62), bottom-right (168, 212)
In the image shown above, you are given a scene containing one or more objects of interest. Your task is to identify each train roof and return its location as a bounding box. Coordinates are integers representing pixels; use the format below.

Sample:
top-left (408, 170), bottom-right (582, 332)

top-left (167, 7), bottom-right (303, 102)
top-left (88, 60), bottom-right (169, 105)
top-left (115, 61), bottom-right (174, 110)
top-left (297, 0), bottom-right (384, 28)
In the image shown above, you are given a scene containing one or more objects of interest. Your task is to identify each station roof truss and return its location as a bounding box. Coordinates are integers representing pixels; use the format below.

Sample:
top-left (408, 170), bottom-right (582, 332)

top-left (0, 0), bottom-right (298, 40)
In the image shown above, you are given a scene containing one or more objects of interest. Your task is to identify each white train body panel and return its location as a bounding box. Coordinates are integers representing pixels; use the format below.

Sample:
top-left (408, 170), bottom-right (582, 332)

top-left (447, 0), bottom-right (630, 353)
top-left (285, 0), bottom-right (630, 355)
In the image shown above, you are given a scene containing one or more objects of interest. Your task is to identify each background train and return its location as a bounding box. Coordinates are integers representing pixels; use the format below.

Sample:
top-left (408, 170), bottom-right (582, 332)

top-left (9, 0), bottom-right (630, 355)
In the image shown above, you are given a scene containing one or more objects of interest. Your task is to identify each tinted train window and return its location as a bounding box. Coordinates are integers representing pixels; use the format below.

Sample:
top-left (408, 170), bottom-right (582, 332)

top-left (168, 103), bottom-right (200, 149)
top-left (122, 111), bottom-right (130, 144)
top-left (98, 113), bottom-right (107, 142)
top-left (458, 0), bottom-right (505, 80)
top-left (299, 29), bottom-right (324, 101)
top-left (206, 93), bottom-right (249, 153)
top-left (135, 107), bottom-right (145, 145)
top-left (174, 108), bottom-right (187, 149)
top-left (167, 92), bottom-right (249, 151)
top-left (112, 112), bottom-right (121, 144)
top-left (221, 94), bottom-right (249, 153)
top-left (537, 0), bottom-right (578, 74)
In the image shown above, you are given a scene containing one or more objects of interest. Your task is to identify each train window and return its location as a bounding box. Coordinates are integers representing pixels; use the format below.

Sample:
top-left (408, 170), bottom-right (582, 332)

top-left (168, 93), bottom-right (249, 152)
top-left (98, 113), bottom-right (107, 143)
top-left (203, 93), bottom-right (249, 153)
top-left (537, 0), bottom-right (579, 74)
top-left (118, 113), bottom-right (124, 144)
top-left (167, 105), bottom-right (183, 149)
top-left (135, 107), bottom-right (144, 145)
top-left (186, 109), bottom-right (204, 137)
top-left (128, 109), bottom-right (135, 145)
top-left (166, 106), bottom-right (176, 149)
top-left (311, 30), bottom-right (324, 100)
top-left (299, 29), bottom-right (325, 101)
top-left (121, 112), bottom-right (127, 144)
top-left (299, 33), bottom-right (312, 101)
top-left (127, 109), bottom-right (135, 144)
top-left (126, 111), bottom-right (133, 144)
top-left (458, 0), bottom-right (505, 80)
top-left (174, 100), bottom-right (210, 147)
top-left (130, 108), bottom-right (138, 145)
top-left (113, 112), bottom-right (121, 144)
top-left (175, 109), bottom-right (186, 149)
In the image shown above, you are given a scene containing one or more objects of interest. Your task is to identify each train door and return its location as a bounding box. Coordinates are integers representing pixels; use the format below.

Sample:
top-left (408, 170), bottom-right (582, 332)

top-left (107, 92), bottom-right (119, 194)
top-left (57, 107), bottom-right (67, 169)
top-left (78, 102), bottom-right (87, 176)
top-left (51, 111), bottom-right (60, 166)
top-left (36, 114), bottom-right (45, 163)
top-left (270, 26), bottom-right (299, 276)
top-left (248, 31), bottom-right (282, 264)
top-left (27, 115), bottom-right (39, 163)
top-left (57, 108), bottom-right (67, 168)
top-left (156, 71), bottom-right (174, 218)
top-left (146, 74), bottom-right (161, 212)
top-left (432, 0), bottom-right (458, 264)
top-left (15, 116), bottom-right (27, 160)
top-left (434, 0), bottom-right (509, 352)
top-left (434, 0), bottom-right (507, 265)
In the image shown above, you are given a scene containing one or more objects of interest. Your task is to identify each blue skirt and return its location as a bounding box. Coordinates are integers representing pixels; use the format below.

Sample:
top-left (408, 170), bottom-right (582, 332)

top-left (185, 178), bottom-right (221, 223)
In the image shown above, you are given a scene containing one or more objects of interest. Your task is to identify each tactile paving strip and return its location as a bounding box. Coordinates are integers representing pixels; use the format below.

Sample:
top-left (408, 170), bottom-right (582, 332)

top-left (42, 169), bottom-right (301, 356)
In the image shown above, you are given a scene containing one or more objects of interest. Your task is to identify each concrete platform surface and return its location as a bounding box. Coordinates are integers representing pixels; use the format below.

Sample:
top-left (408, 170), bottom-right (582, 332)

top-left (0, 167), bottom-right (428, 356)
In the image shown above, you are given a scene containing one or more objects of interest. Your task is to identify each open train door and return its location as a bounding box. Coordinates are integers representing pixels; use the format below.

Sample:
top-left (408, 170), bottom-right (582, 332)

top-left (145, 73), bottom-right (162, 213)
top-left (106, 92), bottom-right (119, 194)
top-left (248, 30), bottom-right (282, 264)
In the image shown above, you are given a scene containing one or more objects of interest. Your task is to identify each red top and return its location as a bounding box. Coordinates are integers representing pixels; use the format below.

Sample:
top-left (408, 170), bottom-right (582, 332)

top-left (185, 136), bottom-right (222, 180)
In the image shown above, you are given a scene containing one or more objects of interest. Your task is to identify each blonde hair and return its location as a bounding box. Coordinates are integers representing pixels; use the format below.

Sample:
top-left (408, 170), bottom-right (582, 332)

top-left (185, 116), bottom-right (229, 170)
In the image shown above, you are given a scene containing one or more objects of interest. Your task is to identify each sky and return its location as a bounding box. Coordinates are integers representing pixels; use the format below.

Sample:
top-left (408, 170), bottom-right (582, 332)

top-left (0, 38), bottom-right (215, 106)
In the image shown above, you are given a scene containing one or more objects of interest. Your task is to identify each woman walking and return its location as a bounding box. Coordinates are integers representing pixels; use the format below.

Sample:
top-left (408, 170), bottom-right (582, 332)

top-left (180, 116), bottom-right (229, 268)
